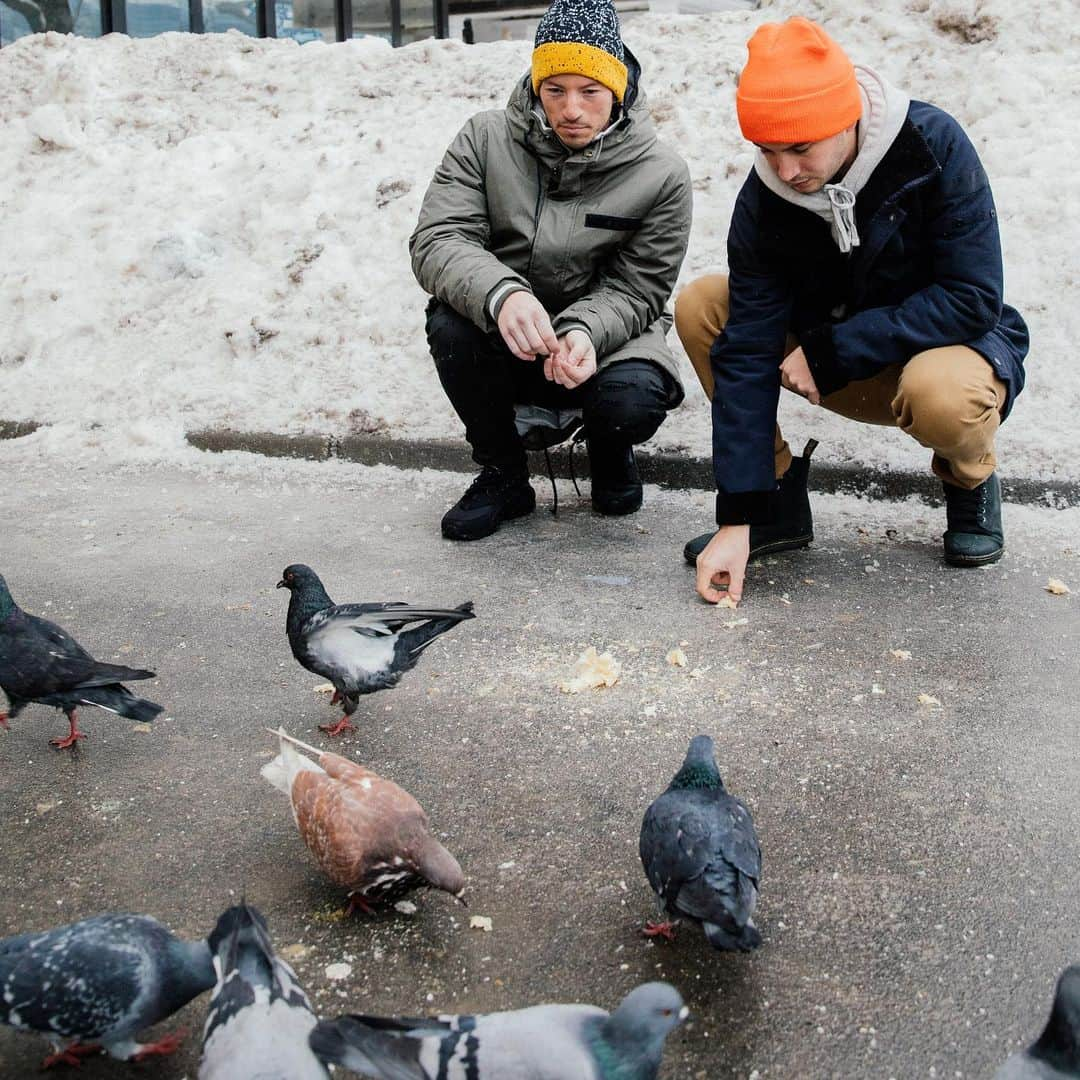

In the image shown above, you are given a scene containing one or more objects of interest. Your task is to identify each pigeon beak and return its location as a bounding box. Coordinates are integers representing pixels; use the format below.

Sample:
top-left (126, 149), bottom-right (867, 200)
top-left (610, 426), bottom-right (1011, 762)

top-left (276, 579), bottom-right (287, 589)
top-left (678, 1006), bottom-right (689, 1021)
top-left (455, 889), bottom-right (469, 908)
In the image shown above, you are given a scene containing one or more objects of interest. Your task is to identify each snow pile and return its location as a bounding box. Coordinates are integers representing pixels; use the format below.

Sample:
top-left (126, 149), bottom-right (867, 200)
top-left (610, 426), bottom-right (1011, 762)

top-left (0, 0), bottom-right (1074, 481)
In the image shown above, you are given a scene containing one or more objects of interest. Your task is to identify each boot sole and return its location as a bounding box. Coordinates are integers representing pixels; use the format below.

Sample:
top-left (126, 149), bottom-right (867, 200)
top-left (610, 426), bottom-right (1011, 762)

top-left (441, 499), bottom-right (535, 542)
top-left (683, 533), bottom-right (813, 567)
top-left (944, 546), bottom-right (1004, 567)
top-left (593, 491), bottom-right (644, 516)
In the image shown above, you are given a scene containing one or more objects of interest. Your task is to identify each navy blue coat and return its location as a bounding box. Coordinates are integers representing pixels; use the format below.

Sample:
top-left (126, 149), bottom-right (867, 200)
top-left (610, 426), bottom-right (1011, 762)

top-left (710, 100), bottom-right (1029, 526)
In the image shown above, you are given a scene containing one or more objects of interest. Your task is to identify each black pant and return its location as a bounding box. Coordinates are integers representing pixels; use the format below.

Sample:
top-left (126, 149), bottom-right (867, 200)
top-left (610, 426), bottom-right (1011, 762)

top-left (425, 300), bottom-right (676, 471)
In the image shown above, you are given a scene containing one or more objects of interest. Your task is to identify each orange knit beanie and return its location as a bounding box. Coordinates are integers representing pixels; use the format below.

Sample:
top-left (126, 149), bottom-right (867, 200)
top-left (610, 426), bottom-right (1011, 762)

top-left (736, 17), bottom-right (861, 144)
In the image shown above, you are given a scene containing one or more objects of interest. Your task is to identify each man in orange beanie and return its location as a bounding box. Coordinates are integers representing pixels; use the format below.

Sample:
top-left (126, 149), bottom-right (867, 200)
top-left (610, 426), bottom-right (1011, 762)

top-left (678, 17), bottom-right (1028, 604)
top-left (411, 0), bottom-right (692, 541)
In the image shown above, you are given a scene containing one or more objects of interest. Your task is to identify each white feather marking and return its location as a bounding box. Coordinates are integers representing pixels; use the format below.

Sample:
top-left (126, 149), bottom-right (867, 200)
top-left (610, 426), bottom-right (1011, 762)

top-left (260, 729), bottom-right (324, 797)
top-left (306, 619), bottom-right (397, 679)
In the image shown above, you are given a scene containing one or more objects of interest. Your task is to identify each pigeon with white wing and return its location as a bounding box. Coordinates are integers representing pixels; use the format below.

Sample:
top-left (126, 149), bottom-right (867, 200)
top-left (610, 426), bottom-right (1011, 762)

top-left (276, 564), bottom-right (474, 736)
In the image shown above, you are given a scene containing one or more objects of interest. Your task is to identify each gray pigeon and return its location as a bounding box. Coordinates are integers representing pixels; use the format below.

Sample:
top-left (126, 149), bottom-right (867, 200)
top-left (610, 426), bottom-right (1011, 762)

top-left (199, 903), bottom-right (328, 1079)
top-left (0, 913), bottom-right (214, 1068)
top-left (309, 981), bottom-right (687, 1079)
top-left (639, 734), bottom-right (762, 951)
top-left (996, 965), bottom-right (1080, 1078)
top-left (277, 563), bottom-right (474, 736)
top-left (0, 572), bottom-right (163, 749)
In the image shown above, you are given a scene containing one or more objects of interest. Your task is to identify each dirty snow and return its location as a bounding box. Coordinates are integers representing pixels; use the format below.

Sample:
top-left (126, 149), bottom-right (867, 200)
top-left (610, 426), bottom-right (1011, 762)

top-left (0, 0), bottom-right (1076, 484)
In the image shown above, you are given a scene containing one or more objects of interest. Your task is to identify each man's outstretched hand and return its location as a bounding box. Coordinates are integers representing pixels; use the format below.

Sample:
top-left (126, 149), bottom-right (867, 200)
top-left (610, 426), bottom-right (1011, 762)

top-left (696, 525), bottom-right (751, 605)
top-left (497, 291), bottom-right (561, 362)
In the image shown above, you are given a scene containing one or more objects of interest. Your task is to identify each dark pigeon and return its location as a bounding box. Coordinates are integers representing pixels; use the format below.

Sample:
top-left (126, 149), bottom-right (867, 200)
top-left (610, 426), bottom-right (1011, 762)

top-left (996, 965), bottom-right (1080, 1079)
top-left (200, 904), bottom-right (328, 1079)
top-left (0, 913), bottom-right (214, 1068)
top-left (309, 981), bottom-right (687, 1079)
top-left (0, 572), bottom-right (163, 749)
top-left (276, 564), bottom-right (474, 736)
top-left (639, 734), bottom-right (762, 951)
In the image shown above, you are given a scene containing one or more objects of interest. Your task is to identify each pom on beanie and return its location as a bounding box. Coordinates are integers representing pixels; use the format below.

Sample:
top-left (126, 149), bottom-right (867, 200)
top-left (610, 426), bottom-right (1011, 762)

top-left (736, 17), bottom-right (861, 144)
top-left (532, 0), bottom-right (629, 103)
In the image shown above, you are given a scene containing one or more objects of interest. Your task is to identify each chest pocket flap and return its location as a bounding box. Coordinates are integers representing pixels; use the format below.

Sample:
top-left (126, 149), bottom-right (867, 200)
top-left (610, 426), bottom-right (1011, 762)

top-left (584, 213), bottom-right (644, 231)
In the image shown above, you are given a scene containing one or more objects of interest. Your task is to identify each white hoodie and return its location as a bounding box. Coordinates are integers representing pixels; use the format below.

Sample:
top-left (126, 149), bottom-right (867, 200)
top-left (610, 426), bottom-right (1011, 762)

top-left (752, 66), bottom-right (911, 253)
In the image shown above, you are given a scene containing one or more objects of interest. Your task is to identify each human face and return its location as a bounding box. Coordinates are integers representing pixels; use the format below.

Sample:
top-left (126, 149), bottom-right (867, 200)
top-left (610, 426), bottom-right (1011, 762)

top-left (538, 75), bottom-right (616, 149)
top-left (756, 125), bottom-right (858, 194)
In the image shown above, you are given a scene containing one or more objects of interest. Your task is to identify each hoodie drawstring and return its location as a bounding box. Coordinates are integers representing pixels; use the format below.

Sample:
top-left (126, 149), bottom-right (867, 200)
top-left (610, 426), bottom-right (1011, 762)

top-left (823, 184), bottom-right (860, 253)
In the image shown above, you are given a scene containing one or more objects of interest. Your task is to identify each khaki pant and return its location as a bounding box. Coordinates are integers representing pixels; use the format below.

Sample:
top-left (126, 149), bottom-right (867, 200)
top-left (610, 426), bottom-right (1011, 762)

top-left (674, 274), bottom-right (1006, 490)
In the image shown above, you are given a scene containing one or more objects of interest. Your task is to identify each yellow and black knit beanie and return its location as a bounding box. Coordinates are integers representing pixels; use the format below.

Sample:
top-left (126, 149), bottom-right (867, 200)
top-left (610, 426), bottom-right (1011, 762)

top-left (531, 0), bottom-right (628, 103)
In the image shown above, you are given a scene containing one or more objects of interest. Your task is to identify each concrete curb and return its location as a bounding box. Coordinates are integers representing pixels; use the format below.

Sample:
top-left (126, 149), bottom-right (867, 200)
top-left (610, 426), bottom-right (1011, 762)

top-left (3, 420), bottom-right (1077, 507)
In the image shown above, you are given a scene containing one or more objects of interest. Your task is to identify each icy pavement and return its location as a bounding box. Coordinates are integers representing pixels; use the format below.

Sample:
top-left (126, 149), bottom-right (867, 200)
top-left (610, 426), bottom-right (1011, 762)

top-left (0, 453), bottom-right (1077, 1077)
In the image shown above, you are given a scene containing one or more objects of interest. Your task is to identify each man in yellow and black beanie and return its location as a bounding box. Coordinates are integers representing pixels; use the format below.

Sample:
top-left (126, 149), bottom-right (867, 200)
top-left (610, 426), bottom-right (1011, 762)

top-left (411, 0), bottom-right (692, 541)
top-left (531, 0), bottom-right (629, 104)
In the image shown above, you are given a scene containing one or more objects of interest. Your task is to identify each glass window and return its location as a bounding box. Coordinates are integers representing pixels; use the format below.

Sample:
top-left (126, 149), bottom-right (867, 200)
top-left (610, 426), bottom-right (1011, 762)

top-left (125, 0), bottom-right (190, 36)
top-left (1, 0), bottom-right (100, 44)
top-left (399, 0), bottom-right (431, 43)
top-left (203, 0), bottom-right (257, 34)
top-left (351, 0), bottom-right (390, 41)
top-left (278, 0), bottom-right (329, 43)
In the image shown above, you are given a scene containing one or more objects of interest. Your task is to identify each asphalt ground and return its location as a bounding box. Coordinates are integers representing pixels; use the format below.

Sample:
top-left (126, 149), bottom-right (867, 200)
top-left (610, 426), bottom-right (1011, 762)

top-left (0, 451), bottom-right (1077, 1079)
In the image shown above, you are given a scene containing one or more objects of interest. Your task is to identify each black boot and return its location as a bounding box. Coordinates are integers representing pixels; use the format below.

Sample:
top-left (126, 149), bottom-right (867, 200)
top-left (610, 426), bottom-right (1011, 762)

top-left (588, 440), bottom-right (642, 516)
top-left (943, 472), bottom-right (1004, 566)
top-left (683, 440), bottom-right (816, 566)
top-left (441, 466), bottom-right (536, 541)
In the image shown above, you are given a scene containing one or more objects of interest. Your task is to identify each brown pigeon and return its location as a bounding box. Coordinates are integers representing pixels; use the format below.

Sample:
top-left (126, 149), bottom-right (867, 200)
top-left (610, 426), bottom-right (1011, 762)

top-left (261, 729), bottom-right (466, 913)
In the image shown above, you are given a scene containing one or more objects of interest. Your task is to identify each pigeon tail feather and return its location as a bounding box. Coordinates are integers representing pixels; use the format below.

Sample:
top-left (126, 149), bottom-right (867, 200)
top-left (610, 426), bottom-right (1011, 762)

top-left (395, 602), bottom-right (475, 662)
top-left (261, 729), bottom-right (324, 796)
top-left (308, 1016), bottom-right (426, 1078)
top-left (77, 686), bottom-right (163, 723)
top-left (703, 918), bottom-right (761, 952)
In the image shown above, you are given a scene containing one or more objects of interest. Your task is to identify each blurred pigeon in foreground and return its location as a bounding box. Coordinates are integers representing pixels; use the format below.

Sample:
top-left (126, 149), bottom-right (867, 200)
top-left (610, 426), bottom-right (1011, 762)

top-left (0, 572), bottom-right (163, 749)
top-left (200, 904), bottom-right (328, 1079)
top-left (261, 728), bottom-right (466, 912)
top-left (0, 913), bottom-right (213, 1068)
top-left (309, 981), bottom-right (687, 1079)
top-left (277, 564), bottom-right (474, 736)
top-left (996, 965), bottom-right (1080, 1078)
top-left (639, 734), bottom-right (762, 951)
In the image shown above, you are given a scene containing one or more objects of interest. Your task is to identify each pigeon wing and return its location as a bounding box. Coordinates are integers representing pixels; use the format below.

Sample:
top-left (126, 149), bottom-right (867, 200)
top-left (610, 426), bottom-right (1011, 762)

top-left (291, 767), bottom-right (428, 890)
top-left (319, 603), bottom-right (470, 635)
top-left (0, 610), bottom-right (153, 699)
top-left (297, 609), bottom-right (400, 689)
top-left (671, 796), bottom-right (760, 928)
top-left (0, 918), bottom-right (149, 1039)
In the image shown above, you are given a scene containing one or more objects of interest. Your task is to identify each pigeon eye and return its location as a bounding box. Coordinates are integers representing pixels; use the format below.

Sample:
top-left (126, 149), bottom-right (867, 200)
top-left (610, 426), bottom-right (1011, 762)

top-left (661, 1008), bottom-right (673, 1016)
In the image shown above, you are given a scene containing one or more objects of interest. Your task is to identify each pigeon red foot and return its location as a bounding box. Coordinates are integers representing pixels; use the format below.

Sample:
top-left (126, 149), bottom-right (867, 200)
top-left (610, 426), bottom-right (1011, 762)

top-left (642, 921), bottom-right (678, 943)
top-left (346, 893), bottom-right (376, 917)
top-left (41, 1042), bottom-right (102, 1068)
top-left (0, 711), bottom-right (9, 729)
top-left (318, 716), bottom-right (355, 737)
top-left (131, 1030), bottom-right (186, 1061)
top-left (50, 710), bottom-right (86, 750)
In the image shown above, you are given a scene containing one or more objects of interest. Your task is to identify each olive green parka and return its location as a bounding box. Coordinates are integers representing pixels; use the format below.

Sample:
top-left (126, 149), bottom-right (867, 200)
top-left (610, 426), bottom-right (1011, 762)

top-left (410, 49), bottom-right (692, 400)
